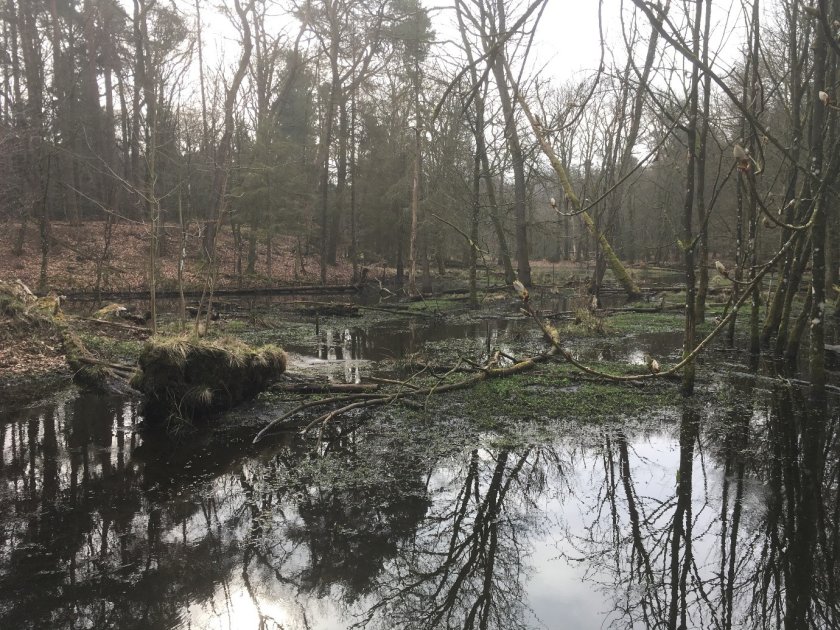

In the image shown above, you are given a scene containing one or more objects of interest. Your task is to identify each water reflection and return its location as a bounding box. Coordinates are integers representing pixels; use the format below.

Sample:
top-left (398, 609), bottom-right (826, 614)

top-left (1, 386), bottom-right (838, 629)
top-left (292, 319), bottom-right (533, 363)
top-left (288, 318), bottom-right (685, 384)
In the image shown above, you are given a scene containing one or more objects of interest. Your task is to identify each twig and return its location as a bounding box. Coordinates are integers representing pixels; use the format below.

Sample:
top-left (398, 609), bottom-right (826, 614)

top-left (368, 376), bottom-right (421, 390)
top-left (270, 383), bottom-right (379, 394)
top-left (76, 356), bottom-right (136, 374)
top-left (78, 317), bottom-right (150, 333)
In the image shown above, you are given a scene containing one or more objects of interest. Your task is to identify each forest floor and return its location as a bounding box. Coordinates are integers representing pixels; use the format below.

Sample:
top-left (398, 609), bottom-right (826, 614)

top-left (0, 219), bottom-right (690, 295)
top-left (0, 219), bottom-right (356, 293)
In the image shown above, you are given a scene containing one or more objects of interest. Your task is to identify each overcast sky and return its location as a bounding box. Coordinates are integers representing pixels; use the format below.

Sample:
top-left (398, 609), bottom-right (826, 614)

top-left (184, 0), bottom-right (752, 112)
top-left (191, 0), bottom-right (618, 82)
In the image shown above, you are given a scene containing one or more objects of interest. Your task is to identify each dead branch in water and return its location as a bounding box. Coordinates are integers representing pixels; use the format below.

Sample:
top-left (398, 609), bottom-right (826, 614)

top-left (270, 382), bottom-right (379, 394)
top-left (515, 230), bottom-right (794, 383)
top-left (253, 351), bottom-right (554, 442)
top-left (76, 355), bottom-right (135, 375)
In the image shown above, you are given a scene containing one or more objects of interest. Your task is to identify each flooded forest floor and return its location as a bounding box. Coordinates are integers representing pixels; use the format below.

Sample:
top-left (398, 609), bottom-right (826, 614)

top-left (1, 267), bottom-right (839, 629)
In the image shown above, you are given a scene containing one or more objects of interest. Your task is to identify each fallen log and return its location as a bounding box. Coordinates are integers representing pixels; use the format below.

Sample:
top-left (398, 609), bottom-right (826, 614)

top-left (76, 355), bottom-right (135, 374)
top-left (285, 301), bottom-right (361, 317)
top-left (63, 329), bottom-right (135, 393)
top-left (727, 370), bottom-right (840, 395)
top-left (642, 285), bottom-right (731, 294)
top-left (62, 284), bottom-right (360, 301)
top-left (543, 304), bottom-right (684, 319)
top-left (357, 304), bottom-right (440, 318)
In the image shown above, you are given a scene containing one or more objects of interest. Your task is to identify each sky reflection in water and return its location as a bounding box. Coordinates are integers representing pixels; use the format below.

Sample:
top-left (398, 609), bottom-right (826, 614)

top-left (0, 377), bottom-right (835, 629)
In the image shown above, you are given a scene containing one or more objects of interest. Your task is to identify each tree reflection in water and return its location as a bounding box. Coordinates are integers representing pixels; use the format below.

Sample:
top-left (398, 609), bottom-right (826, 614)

top-left (564, 389), bottom-right (840, 630)
top-left (0, 387), bottom-right (839, 629)
top-left (355, 444), bottom-right (563, 629)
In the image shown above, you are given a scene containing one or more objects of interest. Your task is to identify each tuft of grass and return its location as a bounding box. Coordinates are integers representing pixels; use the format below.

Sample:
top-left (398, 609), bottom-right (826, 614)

top-left (133, 335), bottom-right (287, 424)
top-left (572, 308), bottom-right (609, 335)
top-left (183, 385), bottom-right (214, 407)
top-left (77, 333), bottom-right (143, 363)
top-left (222, 319), bottom-right (250, 333)
top-left (0, 293), bottom-right (26, 318)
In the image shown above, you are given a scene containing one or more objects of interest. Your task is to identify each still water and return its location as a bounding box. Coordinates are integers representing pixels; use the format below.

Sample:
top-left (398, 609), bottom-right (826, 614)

top-left (1, 300), bottom-right (838, 629)
top-left (282, 317), bottom-right (684, 384)
top-left (1, 383), bottom-right (836, 629)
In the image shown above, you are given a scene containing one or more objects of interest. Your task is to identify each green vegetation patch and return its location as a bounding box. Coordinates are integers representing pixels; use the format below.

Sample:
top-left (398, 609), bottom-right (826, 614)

top-left (608, 311), bottom-right (686, 334)
top-left (77, 332), bottom-right (144, 363)
top-left (404, 296), bottom-right (468, 313)
top-left (448, 363), bottom-right (680, 428)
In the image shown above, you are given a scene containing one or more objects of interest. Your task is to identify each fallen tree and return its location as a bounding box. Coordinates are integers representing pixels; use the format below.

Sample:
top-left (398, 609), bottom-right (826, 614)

top-left (1, 279), bottom-right (134, 395)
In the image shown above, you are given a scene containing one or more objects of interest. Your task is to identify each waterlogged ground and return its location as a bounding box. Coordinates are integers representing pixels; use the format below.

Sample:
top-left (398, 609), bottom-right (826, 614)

top-left (1, 291), bottom-right (838, 629)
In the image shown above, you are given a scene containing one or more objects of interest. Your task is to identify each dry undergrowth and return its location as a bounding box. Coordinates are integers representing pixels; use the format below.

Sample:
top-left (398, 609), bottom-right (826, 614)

top-left (0, 220), bottom-right (356, 293)
top-left (0, 281), bottom-right (69, 402)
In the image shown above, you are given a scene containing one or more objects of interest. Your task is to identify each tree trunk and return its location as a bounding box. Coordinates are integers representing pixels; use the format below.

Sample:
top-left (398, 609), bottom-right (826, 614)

top-left (511, 83), bottom-right (641, 298)
top-left (408, 125), bottom-right (420, 295)
top-left (49, 0), bottom-right (80, 225)
top-left (138, 0), bottom-right (157, 333)
top-left (746, 0), bottom-right (762, 357)
top-left (327, 99), bottom-right (348, 265)
top-left (202, 0), bottom-right (253, 263)
top-left (680, 0), bottom-right (703, 396)
top-left (317, 72), bottom-right (338, 285)
top-left (694, 0), bottom-right (712, 323)
top-left (454, 0), bottom-right (515, 285)
top-left (469, 149), bottom-right (480, 309)
top-left (488, 55), bottom-right (531, 285)
top-left (808, 4), bottom-right (829, 401)
top-left (199, 0), bottom-right (253, 330)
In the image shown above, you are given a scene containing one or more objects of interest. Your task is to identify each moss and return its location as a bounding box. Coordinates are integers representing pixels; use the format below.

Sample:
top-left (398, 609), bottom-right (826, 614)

top-left (403, 297), bottom-right (466, 313)
top-left (0, 281), bottom-right (54, 330)
top-left (0, 292), bottom-right (26, 318)
top-left (61, 329), bottom-right (117, 392)
top-left (93, 303), bottom-right (127, 320)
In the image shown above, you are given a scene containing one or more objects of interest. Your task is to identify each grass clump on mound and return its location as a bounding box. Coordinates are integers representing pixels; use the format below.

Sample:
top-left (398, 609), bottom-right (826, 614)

top-left (131, 335), bottom-right (287, 425)
top-left (0, 291), bottom-right (26, 319)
